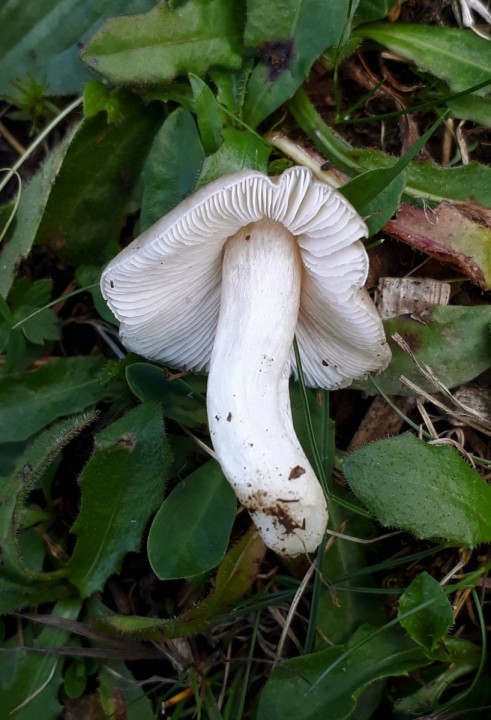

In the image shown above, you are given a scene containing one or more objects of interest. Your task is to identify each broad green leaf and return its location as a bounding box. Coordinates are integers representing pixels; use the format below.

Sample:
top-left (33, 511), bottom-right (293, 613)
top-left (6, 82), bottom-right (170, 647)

top-left (98, 529), bottom-right (265, 639)
top-left (344, 434), bottom-right (491, 546)
top-left (243, 0), bottom-right (354, 127)
top-left (35, 88), bottom-right (163, 265)
top-left (197, 126), bottom-right (270, 187)
top-left (353, 305), bottom-right (491, 396)
top-left (140, 108), bottom-right (205, 232)
top-left (0, 129), bottom-right (76, 299)
top-left (148, 460), bottom-right (236, 579)
top-left (82, 0), bottom-right (244, 85)
top-left (354, 24), bottom-right (491, 97)
top-left (126, 362), bottom-right (208, 428)
top-left (399, 572), bottom-right (454, 654)
top-left (447, 94), bottom-right (491, 128)
top-left (290, 89), bottom-right (491, 205)
top-left (256, 625), bottom-right (427, 720)
top-left (0, 600), bottom-right (80, 720)
top-left (0, 0), bottom-right (156, 95)
top-left (0, 411), bottom-right (97, 580)
top-left (69, 402), bottom-right (171, 597)
top-left (0, 356), bottom-right (107, 443)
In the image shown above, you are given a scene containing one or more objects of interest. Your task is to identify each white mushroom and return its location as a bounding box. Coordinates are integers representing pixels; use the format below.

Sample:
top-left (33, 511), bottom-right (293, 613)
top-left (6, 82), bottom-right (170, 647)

top-left (100, 167), bottom-right (391, 556)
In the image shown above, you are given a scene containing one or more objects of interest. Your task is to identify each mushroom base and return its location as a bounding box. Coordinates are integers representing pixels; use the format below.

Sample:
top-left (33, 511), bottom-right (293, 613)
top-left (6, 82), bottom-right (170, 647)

top-left (207, 218), bottom-right (328, 556)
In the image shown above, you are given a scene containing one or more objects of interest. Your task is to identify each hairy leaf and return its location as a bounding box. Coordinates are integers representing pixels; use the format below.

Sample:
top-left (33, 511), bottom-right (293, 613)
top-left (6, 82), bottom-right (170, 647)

top-left (344, 434), bottom-right (491, 546)
top-left (0, 411), bottom-right (97, 580)
top-left (69, 402), bottom-right (171, 597)
top-left (35, 88), bottom-right (163, 265)
top-left (82, 0), bottom-right (244, 85)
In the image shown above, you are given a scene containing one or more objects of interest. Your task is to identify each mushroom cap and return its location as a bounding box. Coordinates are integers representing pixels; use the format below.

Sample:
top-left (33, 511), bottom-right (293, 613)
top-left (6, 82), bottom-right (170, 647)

top-left (101, 166), bottom-right (390, 389)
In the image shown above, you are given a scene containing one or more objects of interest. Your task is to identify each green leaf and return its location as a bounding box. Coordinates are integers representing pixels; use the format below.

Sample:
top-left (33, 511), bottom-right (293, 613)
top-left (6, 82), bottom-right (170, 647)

top-left (9, 278), bottom-right (53, 308)
top-left (63, 661), bottom-right (87, 700)
top-left (346, 170), bottom-right (406, 235)
top-left (0, 574), bottom-right (71, 614)
top-left (0, 356), bottom-right (107, 443)
top-left (398, 572), bottom-right (454, 654)
top-left (98, 663), bottom-right (154, 720)
top-left (69, 402), bottom-right (172, 597)
top-left (447, 94), bottom-right (491, 128)
top-left (290, 89), bottom-right (491, 205)
top-left (354, 23), bottom-right (491, 97)
top-left (0, 412), bottom-right (97, 580)
top-left (82, 0), bottom-right (244, 85)
top-left (0, 0), bottom-right (156, 95)
top-left (256, 625), bottom-right (427, 720)
top-left (197, 126), bottom-right (270, 187)
top-left (343, 434), bottom-right (491, 546)
top-left (140, 108), bottom-right (205, 232)
top-left (243, 0), bottom-right (354, 127)
top-left (126, 362), bottom-right (208, 428)
top-left (148, 460), bottom-right (236, 579)
top-left (34, 88), bottom-right (163, 265)
top-left (353, 305), bottom-right (491, 396)
top-left (290, 384), bottom-right (383, 646)
top-left (341, 108), bottom-right (446, 226)
top-left (0, 129), bottom-right (76, 299)
top-left (0, 201), bottom-right (16, 241)
top-left (213, 527), bottom-right (265, 606)
top-left (0, 294), bottom-right (13, 323)
top-left (13, 306), bottom-right (60, 345)
top-left (0, 600), bottom-right (80, 720)
top-left (210, 63), bottom-right (253, 116)
top-left (317, 490), bottom-right (383, 646)
top-left (189, 74), bottom-right (224, 154)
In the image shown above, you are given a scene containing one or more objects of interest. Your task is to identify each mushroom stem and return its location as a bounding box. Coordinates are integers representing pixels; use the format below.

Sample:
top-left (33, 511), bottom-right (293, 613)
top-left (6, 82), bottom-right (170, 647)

top-left (207, 219), bottom-right (328, 556)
